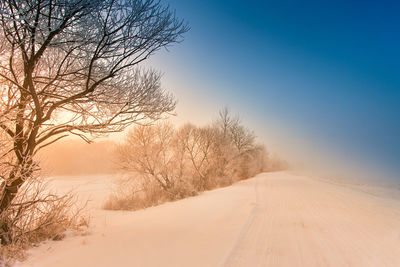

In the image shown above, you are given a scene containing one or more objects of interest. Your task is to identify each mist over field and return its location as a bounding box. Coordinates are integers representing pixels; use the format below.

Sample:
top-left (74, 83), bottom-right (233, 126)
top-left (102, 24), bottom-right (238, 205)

top-left (39, 140), bottom-right (118, 176)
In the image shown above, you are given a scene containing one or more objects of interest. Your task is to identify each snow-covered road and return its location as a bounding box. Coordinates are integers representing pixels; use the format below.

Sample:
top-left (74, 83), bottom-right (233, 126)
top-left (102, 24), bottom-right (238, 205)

top-left (18, 172), bottom-right (400, 267)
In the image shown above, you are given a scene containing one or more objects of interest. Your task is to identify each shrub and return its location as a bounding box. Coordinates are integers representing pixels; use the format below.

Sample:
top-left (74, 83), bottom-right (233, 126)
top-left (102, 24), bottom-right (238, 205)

top-left (103, 175), bottom-right (197, 211)
top-left (0, 176), bottom-right (88, 264)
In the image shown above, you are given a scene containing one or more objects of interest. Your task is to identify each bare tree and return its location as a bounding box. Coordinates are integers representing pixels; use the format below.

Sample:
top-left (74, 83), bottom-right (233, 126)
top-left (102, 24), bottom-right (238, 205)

top-left (214, 108), bottom-right (258, 178)
top-left (213, 107), bottom-right (238, 178)
top-left (117, 123), bottom-right (177, 192)
top-left (177, 124), bottom-right (221, 190)
top-left (0, 0), bottom-right (187, 243)
top-left (216, 107), bottom-right (239, 140)
top-left (113, 122), bottom-right (198, 207)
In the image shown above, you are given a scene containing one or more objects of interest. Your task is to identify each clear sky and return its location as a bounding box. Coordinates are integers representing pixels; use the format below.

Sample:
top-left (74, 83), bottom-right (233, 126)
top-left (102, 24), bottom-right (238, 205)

top-left (142, 0), bottom-right (400, 180)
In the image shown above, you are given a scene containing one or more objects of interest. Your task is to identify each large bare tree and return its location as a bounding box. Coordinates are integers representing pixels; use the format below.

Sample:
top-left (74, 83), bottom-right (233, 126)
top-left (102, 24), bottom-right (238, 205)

top-left (0, 0), bottom-right (187, 242)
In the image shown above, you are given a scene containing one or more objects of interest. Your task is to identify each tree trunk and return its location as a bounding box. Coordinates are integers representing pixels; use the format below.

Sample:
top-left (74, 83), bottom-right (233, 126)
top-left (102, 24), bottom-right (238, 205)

top-left (0, 162), bottom-right (33, 244)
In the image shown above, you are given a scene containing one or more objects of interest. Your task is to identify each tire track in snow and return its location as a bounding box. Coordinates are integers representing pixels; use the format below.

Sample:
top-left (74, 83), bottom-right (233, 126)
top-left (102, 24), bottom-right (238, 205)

top-left (221, 174), bottom-right (260, 267)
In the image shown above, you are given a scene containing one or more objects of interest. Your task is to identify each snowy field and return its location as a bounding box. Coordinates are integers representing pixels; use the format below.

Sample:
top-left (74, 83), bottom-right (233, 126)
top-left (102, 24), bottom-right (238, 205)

top-left (16, 172), bottom-right (400, 267)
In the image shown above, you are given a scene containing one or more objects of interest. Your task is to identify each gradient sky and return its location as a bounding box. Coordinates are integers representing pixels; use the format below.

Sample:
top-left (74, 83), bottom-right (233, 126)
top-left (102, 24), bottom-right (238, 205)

top-left (141, 0), bottom-right (400, 180)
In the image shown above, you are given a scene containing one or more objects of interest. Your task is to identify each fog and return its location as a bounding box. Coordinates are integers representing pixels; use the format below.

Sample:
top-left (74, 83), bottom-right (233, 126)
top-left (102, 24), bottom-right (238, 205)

top-left (37, 130), bottom-right (395, 188)
top-left (38, 139), bottom-right (118, 176)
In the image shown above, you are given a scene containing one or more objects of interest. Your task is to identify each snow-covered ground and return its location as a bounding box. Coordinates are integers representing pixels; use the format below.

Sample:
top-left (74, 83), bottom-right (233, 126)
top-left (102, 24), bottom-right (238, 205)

top-left (16, 172), bottom-right (400, 267)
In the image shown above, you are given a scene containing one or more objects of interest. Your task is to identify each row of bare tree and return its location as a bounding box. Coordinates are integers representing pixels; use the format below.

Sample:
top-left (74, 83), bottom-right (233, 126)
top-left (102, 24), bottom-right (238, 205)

top-left (106, 109), bottom-right (278, 210)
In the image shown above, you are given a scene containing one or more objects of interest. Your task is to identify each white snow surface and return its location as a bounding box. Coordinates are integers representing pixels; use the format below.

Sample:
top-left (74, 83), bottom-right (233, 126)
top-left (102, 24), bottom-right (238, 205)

top-left (16, 172), bottom-right (400, 267)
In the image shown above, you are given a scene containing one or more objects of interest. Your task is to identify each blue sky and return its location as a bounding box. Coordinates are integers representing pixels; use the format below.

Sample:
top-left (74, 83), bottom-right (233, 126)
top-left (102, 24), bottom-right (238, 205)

top-left (145, 0), bottom-right (400, 180)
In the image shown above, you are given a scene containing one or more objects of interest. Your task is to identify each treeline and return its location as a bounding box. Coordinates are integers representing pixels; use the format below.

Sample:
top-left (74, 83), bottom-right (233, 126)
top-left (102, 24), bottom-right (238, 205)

top-left (104, 109), bottom-right (287, 210)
